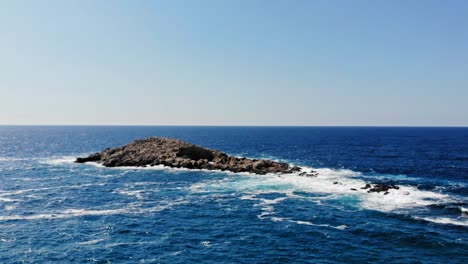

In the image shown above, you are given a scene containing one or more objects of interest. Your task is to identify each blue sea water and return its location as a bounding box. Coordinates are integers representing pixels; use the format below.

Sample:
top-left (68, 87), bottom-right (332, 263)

top-left (0, 126), bottom-right (467, 263)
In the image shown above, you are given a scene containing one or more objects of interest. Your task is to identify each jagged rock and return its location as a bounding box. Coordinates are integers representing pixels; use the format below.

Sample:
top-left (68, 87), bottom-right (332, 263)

top-left (75, 153), bottom-right (101, 163)
top-left (306, 172), bottom-right (319, 177)
top-left (361, 184), bottom-right (371, 189)
top-left (299, 171), bottom-right (318, 177)
top-left (367, 184), bottom-right (400, 193)
top-left (76, 137), bottom-right (306, 175)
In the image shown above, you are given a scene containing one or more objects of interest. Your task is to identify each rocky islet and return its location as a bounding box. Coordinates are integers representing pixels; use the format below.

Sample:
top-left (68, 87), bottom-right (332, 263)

top-left (76, 137), bottom-right (305, 175)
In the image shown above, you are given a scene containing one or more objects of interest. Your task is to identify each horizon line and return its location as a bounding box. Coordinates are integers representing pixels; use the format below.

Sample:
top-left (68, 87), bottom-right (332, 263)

top-left (0, 124), bottom-right (467, 128)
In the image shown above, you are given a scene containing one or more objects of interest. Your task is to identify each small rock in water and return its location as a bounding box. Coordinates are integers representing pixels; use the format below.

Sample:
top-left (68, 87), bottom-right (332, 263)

top-left (367, 183), bottom-right (400, 193)
top-left (350, 188), bottom-right (358, 191)
top-left (298, 171), bottom-right (319, 177)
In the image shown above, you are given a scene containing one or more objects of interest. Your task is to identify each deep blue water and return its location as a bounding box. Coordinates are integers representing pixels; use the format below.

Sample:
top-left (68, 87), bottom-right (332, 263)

top-left (0, 126), bottom-right (467, 263)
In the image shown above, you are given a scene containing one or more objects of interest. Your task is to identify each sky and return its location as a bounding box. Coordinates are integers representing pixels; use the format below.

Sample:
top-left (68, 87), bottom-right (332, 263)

top-left (0, 0), bottom-right (467, 126)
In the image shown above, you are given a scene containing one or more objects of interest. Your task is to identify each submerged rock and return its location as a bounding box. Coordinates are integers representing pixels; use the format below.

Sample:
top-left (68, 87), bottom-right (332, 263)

top-left (76, 137), bottom-right (304, 175)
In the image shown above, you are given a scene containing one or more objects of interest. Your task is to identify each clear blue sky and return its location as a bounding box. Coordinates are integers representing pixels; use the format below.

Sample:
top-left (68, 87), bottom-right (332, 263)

top-left (1, 0), bottom-right (467, 126)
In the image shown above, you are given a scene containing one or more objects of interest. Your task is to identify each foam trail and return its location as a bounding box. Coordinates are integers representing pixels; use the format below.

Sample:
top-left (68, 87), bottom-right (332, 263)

top-left (0, 199), bottom-right (188, 221)
top-left (191, 165), bottom-right (465, 226)
top-left (40, 156), bottom-right (77, 165)
top-left (0, 208), bottom-right (129, 221)
top-left (0, 196), bottom-right (20, 202)
top-left (288, 219), bottom-right (348, 230)
top-left (200, 241), bottom-right (211, 247)
top-left (116, 190), bottom-right (145, 200)
top-left (359, 185), bottom-right (450, 212)
top-left (460, 206), bottom-right (468, 214)
top-left (3, 205), bottom-right (16, 211)
top-left (85, 161), bottom-right (264, 177)
top-left (416, 217), bottom-right (468, 227)
top-left (0, 183), bottom-right (108, 196)
top-left (0, 157), bottom-right (28, 162)
top-left (268, 217), bottom-right (348, 230)
top-left (77, 238), bottom-right (106, 245)
top-left (196, 167), bottom-right (452, 212)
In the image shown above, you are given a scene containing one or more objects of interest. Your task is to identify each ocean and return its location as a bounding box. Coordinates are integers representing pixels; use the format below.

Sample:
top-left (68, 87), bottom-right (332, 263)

top-left (0, 126), bottom-right (466, 263)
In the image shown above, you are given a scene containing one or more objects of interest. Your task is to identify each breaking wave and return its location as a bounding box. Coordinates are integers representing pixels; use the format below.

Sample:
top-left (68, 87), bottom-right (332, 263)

top-left (190, 165), bottom-right (467, 227)
top-left (415, 216), bottom-right (468, 227)
top-left (0, 199), bottom-right (188, 221)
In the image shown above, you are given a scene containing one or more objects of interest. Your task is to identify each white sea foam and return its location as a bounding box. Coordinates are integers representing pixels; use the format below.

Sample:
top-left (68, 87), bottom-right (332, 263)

top-left (0, 199), bottom-right (188, 221)
top-left (86, 162), bottom-right (263, 178)
top-left (0, 196), bottom-right (20, 202)
top-left (460, 206), bottom-right (468, 214)
top-left (416, 217), bottom-right (468, 227)
top-left (254, 196), bottom-right (289, 219)
top-left (257, 211), bottom-right (274, 219)
top-left (268, 217), bottom-right (348, 230)
top-left (200, 241), bottom-right (211, 247)
top-left (77, 238), bottom-right (106, 245)
top-left (0, 237), bottom-right (14, 243)
top-left (0, 183), bottom-right (107, 197)
top-left (132, 181), bottom-right (166, 186)
top-left (3, 205), bottom-right (16, 211)
top-left (290, 220), bottom-right (348, 230)
top-left (0, 208), bottom-right (128, 221)
top-left (106, 241), bottom-right (161, 248)
top-left (190, 165), bottom-right (463, 226)
top-left (77, 159), bottom-right (464, 227)
top-left (0, 157), bottom-right (29, 162)
top-left (116, 190), bottom-right (145, 200)
top-left (335, 225), bottom-right (348, 230)
top-left (270, 217), bottom-right (285, 222)
top-left (290, 220), bottom-right (315, 226)
top-left (40, 156), bottom-right (77, 165)
top-left (211, 167), bottom-right (452, 212)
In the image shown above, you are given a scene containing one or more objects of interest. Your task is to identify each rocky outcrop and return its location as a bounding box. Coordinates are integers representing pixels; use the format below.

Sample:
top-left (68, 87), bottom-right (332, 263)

top-left (76, 137), bottom-right (303, 175)
top-left (360, 183), bottom-right (400, 194)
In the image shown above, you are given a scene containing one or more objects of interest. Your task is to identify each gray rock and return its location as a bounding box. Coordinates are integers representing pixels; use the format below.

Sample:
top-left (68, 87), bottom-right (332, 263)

top-left (76, 137), bottom-right (307, 175)
top-left (366, 183), bottom-right (400, 193)
top-left (361, 184), bottom-right (371, 189)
